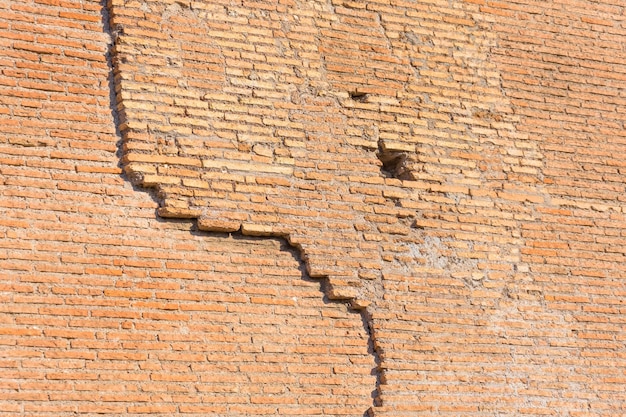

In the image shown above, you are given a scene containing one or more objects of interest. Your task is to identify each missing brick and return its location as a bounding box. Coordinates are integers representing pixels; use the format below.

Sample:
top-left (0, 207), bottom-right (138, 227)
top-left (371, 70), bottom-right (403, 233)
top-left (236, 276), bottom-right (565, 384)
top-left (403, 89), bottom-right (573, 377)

top-left (377, 141), bottom-right (415, 181)
top-left (349, 91), bottom-right (369, 102)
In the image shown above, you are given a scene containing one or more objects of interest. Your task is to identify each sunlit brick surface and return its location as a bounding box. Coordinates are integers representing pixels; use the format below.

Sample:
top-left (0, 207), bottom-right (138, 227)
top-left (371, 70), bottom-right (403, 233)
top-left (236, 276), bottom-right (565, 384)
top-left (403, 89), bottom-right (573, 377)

top-left (3, 0), bottom-right (626, 415)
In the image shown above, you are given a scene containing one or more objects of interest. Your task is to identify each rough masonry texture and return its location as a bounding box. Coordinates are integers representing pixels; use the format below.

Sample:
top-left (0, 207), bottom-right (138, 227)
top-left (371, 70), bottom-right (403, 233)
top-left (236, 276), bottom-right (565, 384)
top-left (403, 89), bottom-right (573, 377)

top-left (2, 0), bottom-right (626, 415)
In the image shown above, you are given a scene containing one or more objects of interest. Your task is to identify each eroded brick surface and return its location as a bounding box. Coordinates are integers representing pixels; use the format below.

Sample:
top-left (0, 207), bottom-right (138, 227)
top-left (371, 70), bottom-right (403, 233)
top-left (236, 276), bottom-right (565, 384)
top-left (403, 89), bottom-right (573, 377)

top-left (109, 0), bottom-right (524, 305)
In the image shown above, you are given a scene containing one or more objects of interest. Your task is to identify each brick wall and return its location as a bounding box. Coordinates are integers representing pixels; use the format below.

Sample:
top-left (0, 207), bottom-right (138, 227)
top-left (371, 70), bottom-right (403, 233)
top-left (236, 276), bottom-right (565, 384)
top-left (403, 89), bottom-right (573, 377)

top-left (2, 0), bottom-right (626, 415)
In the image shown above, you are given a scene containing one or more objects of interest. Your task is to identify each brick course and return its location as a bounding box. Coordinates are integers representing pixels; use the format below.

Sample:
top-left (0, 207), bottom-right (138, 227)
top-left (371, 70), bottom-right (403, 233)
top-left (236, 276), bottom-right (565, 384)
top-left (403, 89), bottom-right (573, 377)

top-left (2, 0), bottom-right (626, 415)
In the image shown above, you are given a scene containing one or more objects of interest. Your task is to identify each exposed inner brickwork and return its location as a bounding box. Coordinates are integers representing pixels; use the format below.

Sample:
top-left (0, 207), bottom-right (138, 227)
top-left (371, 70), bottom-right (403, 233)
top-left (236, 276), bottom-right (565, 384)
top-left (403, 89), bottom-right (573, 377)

top-left (3, 0), bottom-right (626, 415)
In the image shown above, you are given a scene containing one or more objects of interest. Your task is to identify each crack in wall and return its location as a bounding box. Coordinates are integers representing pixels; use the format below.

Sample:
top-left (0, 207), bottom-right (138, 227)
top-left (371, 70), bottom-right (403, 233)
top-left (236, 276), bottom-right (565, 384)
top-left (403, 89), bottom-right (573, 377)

top-left (103, 0), bottom-right (560, 413)
top-left (103, 1), bottom-right (386, 414)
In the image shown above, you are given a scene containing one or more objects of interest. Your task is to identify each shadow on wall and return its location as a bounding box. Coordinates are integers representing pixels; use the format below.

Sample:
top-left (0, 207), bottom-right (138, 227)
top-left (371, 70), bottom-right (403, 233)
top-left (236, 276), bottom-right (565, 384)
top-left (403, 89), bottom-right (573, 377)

top-left (103, 0), bottom-right (530, 412)
top-left (101, 1), bottom-right (382, 415)
top-left (104, 0), bottom-right (542, 414)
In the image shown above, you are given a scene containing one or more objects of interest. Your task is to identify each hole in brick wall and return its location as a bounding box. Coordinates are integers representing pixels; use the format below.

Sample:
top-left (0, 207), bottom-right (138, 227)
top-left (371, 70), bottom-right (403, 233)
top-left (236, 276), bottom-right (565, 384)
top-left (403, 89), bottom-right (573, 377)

top-left (349, 91), bottom-right (369, 102)
top-left (377, 144), bottom-right (414, 181)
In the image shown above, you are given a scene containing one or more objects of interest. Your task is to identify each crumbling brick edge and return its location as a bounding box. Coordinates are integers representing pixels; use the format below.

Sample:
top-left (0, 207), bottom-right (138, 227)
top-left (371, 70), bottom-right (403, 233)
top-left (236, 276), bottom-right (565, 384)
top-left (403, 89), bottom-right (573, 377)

top-left (101, 2), bottom-right (385, 414)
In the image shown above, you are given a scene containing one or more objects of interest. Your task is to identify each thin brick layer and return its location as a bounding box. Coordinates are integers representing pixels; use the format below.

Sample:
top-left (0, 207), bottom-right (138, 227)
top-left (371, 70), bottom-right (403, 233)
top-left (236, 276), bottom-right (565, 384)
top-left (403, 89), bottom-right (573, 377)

top-left (107, 0), bottom-right (535, 305)
top-left (2, 0), bottom-right (626, 416)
